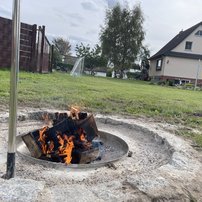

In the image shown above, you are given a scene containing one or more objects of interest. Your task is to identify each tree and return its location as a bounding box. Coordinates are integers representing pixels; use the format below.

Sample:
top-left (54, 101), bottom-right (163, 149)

top-left (52, 37), bottom-right (71, 57)
top-left (75, 43), bottom-right (107, 74)
top-left (53, 37), bottom-right (71, 56)
top-left (140, 46), bottom-right (150, 70)
top-left (52, 37), bottom-right (71, 69)
top-left (140, 45), bottom-right (150, 80)
top-left (52, 46), bottom-right (62, 67)
top-left (100, 4), bottom-right (145, 78)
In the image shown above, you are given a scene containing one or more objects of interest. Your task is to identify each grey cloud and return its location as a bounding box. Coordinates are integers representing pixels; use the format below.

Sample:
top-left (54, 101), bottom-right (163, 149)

top-left (55, 13), bottom-right (67, 23)
top-left (66, 13), bottom-right (84, 22)
top-left (81, 1), bottom-right (98, 11)
top-left (53, 7), bottom-right (84, 22)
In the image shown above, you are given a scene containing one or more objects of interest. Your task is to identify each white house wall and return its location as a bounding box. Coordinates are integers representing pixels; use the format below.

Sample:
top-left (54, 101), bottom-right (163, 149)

top-left (172, 25), bottom-right (202, 54)
top-left (149, 58), bottom-right (165, 78)
top-left (164, 56), bottom-right (202, 80)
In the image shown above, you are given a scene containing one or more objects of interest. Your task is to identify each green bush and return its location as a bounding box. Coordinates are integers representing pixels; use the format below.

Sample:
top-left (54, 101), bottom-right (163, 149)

top-left (56, 63), bottom-right (74, 71)
top-left (166, 80), bottom-right (175, 86)
top-left (181, 83), bottom-right (194, 90)
top-left (157, 80), bottom-right (166, 85)
top-left (126, 71), bottom-right (141, 79)
top-left (184, 83), bottom-right (194, 88)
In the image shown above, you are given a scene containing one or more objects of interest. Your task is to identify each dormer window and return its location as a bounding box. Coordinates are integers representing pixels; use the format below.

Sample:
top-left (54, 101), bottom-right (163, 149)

top-left (185, 41), bottom-right (192, 50)
top-left (195, 30), bottom-right (202, 36)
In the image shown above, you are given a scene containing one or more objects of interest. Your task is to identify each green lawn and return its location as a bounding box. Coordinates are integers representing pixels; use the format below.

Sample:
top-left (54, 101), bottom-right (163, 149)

top-left (1, 69), bottom-right (202, 146)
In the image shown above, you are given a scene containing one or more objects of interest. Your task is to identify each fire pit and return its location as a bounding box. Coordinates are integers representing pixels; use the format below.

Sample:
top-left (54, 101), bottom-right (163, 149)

top-left (16, 110), bottom-right (129, 169)
top-left (17, 131), bottom-right (128, 169)
top-left (1, 109), bottom-right (202, 201)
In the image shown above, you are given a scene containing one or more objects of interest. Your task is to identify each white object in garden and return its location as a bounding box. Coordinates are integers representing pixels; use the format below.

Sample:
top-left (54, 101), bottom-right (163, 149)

top-left (70, 57), bottom-right (84, 76)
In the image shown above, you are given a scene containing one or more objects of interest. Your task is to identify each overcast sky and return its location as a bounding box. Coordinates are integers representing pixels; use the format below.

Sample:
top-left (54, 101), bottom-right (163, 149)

top-left (1, 0), bottom-right (202, 56)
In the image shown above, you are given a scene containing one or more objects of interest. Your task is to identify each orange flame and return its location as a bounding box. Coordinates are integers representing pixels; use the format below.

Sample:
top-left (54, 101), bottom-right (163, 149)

top-left (59, 136), bottom-right (74, 164)
top-left (78, 129), bottom-right (91, 149)
top-left (42, 113), bottom-right (52, 126)
top-left (70, 106), bottom-right (80, 120)
top-left (47, 140), bottom-right (54, 154)
top-left (38, 126), bottom-right (48, 154)
top-left (57, 133), bottom-right (64, 152)
top-left (37, 110), bottom-right (93, 164)
top-left (80, 133), bottom-right (86, 142)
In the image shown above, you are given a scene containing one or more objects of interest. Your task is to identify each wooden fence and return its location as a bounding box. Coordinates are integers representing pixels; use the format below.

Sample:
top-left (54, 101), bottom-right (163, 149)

top-left (0, 16), bottom-right (52, 72)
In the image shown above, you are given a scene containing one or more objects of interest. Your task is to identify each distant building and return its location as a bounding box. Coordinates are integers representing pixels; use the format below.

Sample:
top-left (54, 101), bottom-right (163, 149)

top-left (149, 22), bottom-right (202, 85)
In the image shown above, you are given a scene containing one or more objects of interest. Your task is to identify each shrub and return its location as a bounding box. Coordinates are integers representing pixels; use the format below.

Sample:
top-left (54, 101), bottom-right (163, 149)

top-left (184, 83), bottom-right (194, 88)
top-left (157, 80), bottom-right (166, 85)
top-left (126, 71), bottom-right (141, 79)
top-left (56, 63), bottom-right (74, 72)
top-left (166, 80), bottom-right (175, 86)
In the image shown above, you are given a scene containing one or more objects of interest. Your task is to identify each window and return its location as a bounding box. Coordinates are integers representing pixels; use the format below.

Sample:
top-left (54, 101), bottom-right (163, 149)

top-left (185, 41), bottom-right (192, 50)
top-left (195, 30), bottom-right (202, 36)
top-left (156, 59), bottom-right (162, 71)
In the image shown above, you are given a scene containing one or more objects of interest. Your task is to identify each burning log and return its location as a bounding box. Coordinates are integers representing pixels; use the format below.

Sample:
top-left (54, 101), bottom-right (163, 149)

top-left (22, 131), bottom-right (43, 159)
top-left (71, 147), bottom-right (99, 164)
top-left (45, 117), bottom-right (78, 150)
top-left (53, 112), bottom-right (87, 125)
top-left (76, 114), bottom-right (98, 141)
top-left (22, 112), bottom-right (99, 164)
top-left (53, 112), bottom-right (68, 125)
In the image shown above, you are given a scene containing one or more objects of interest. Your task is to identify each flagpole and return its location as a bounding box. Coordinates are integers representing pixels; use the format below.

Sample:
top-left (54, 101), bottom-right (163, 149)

top-left (6, 0), bottom-right (21, 179)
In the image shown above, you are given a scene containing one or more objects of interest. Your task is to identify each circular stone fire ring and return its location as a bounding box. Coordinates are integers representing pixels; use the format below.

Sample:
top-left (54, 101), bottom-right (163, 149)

top-left (16, 130), bottom-right (129, 169)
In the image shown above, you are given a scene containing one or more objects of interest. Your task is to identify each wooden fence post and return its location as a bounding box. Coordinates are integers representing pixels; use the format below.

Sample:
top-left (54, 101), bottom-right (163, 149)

top-left (49, 45), bottom-right (54, 72)
top-left (39, 25), bottom-right (45, 73)
top-left (30, 24), bottom-right (37, 72)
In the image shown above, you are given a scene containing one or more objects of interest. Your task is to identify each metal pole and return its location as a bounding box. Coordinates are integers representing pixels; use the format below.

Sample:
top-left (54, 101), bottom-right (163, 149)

top-left (194, 59), bottom-right (200, 90)
top-left (6, 0), bottom-right (21, 179)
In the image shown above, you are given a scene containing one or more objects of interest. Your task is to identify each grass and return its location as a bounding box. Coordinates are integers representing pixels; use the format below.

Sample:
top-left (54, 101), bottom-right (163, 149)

top-left (175, 128), bottom-right (202, 148)
top-left (1, 69), bottom-right (202, 146)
